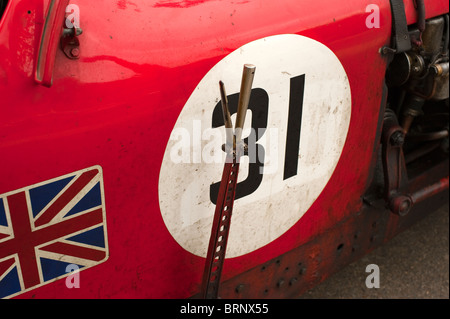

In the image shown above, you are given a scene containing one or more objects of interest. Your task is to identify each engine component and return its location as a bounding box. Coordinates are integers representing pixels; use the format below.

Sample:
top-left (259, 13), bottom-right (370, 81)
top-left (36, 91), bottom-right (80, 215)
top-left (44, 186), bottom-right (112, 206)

top-left (422, 16), bottom-right (445, 56)
top-left (386, 51), bottom-right (425, 86)
top-left (381, 109), bottom-right (412, 216)
top-left (431, 61), bottom-right (449, 101)
top-left (389, 15), bottom-right (449, 133)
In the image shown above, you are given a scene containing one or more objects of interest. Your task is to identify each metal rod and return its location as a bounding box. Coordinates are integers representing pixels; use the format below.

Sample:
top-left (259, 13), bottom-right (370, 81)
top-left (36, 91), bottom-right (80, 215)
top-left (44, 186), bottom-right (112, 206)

top-left (407, 130), bottom-right (449, 142)
top-left (234, 64), bottom-right (256, 145)
top-left (219, 81), bottom-right (234, 151)
top-left (405, 142), bottom-right (440, 164)
top-left (411, 176), bottom-right (449, 204)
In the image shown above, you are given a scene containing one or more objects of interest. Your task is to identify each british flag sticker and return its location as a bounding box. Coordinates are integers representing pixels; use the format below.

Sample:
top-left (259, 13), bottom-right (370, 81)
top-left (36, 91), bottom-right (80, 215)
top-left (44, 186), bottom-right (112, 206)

top-left (0, 166), bottom-right (109, 298)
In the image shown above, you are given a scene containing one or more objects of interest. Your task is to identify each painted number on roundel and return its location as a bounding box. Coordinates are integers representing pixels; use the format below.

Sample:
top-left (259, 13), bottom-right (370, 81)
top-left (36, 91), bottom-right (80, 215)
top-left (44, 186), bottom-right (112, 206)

top-left (159, 34), bottom-right (351, 258)
top-left (210, 74), bottom-right (306, 203)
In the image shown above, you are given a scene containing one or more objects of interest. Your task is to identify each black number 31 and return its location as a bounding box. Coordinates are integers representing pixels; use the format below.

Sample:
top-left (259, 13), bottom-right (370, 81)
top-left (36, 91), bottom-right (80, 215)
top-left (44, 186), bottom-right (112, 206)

top-left (210, 74), bottom-right (305, 204)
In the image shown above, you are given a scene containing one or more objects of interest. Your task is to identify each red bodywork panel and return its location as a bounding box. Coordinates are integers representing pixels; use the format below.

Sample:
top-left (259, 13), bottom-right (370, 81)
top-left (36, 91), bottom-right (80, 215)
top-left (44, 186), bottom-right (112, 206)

top-left (0, 0), bottom-right (448, 298)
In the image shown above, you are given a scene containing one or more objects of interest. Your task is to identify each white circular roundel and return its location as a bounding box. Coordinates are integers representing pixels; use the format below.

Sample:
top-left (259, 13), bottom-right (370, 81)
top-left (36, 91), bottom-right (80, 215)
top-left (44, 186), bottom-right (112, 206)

top-left (158, 34), bottom-right (351, 258)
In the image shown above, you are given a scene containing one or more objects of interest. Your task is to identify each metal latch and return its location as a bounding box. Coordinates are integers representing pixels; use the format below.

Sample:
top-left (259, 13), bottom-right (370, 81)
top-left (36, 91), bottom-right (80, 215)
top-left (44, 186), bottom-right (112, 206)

top-left (61, 26), bottom-right (82, 59)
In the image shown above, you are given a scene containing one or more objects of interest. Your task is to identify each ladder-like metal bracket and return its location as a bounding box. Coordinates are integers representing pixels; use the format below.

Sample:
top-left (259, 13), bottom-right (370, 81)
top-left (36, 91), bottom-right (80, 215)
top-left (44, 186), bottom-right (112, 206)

top-left (200, 64), bottom-right (256, 299)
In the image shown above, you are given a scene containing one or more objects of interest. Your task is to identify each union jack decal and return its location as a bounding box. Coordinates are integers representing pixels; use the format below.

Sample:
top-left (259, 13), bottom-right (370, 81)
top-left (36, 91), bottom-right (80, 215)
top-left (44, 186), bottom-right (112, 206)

top-left (0, 166), bottom-right (109, 298)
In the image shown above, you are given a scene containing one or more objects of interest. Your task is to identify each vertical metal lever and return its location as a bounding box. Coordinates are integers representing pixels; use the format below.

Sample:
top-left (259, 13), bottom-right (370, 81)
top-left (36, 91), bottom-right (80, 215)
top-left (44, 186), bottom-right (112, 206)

top-left (200, 64), bottom-right (256, 299)
top-left (235, 64), bottom-right (256, 150)
top-left (219, 81), bottom-right (234, 153)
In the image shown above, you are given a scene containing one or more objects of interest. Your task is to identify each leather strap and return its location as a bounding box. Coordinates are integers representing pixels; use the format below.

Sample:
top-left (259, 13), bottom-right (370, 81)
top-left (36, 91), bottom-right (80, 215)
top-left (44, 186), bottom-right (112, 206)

top-left (389, 0), bottom-right (412, 53)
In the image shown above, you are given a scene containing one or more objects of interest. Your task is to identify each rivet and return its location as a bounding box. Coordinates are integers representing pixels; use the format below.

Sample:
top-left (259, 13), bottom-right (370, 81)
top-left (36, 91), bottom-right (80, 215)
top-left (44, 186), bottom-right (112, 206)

top-left (289, 277), bottom-right (298, 286)
top-left (235, 284), bottom-right (244, 293)
top-left (70, 47), bottom-right (80, 58)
